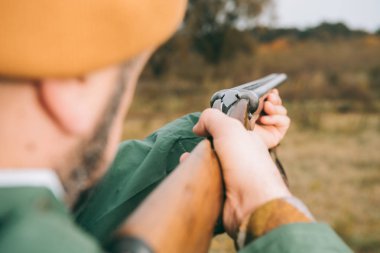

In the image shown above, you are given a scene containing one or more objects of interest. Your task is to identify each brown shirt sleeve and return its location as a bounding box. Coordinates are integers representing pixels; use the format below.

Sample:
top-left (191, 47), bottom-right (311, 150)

top-left (236, 197), bottom-right (315, 249)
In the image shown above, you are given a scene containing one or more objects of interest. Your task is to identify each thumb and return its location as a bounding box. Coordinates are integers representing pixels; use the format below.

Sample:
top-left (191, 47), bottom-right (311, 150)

top-left (179, 152), bottom-right (190, 163)
top-left (193, 109), bottom-right (245, 138)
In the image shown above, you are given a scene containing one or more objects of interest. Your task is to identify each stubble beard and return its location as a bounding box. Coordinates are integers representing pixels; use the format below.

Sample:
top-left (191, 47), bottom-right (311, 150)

top-left (63, 71), bottom-right (128, 206)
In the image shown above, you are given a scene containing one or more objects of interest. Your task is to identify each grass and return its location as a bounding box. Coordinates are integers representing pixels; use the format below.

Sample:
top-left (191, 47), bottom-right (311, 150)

top-left (283, 113), bottom-right (380, 252)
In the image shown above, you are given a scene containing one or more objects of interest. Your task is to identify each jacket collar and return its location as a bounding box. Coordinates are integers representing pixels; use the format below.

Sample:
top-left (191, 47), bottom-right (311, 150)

top-left (0, 169), bottom-right (64, 199)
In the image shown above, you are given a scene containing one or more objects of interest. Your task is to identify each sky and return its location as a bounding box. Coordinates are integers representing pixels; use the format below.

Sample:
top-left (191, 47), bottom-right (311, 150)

top-left (266, 0), bottom-right (380, 32)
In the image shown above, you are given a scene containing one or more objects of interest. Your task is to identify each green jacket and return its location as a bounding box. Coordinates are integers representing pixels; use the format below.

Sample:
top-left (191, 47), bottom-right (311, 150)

top-left (0, 187), bottom-right (103, 253)
top-left (0, 113), bottom-right (352, 253)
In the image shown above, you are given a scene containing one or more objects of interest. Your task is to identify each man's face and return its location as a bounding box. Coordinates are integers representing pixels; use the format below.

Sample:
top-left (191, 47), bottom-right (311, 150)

top-left (63, 52), bottom-right (151, 204)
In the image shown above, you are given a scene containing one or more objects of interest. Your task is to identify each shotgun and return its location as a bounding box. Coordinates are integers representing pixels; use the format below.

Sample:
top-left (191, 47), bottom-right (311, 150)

top-left (210, 73), bottom-right (288, 183)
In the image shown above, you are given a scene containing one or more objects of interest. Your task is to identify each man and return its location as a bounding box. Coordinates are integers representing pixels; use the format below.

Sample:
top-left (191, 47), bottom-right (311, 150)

top-left (0, 0), bottom-right (352, 253)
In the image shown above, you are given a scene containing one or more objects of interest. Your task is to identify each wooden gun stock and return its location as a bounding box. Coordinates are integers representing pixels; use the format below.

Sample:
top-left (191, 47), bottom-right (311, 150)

top-left (120, 141), bottom-right (223, 253)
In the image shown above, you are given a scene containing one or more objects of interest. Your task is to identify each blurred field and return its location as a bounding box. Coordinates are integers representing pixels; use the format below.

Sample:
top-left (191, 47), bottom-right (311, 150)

top-left (122, 37), bottom-right (380, 253)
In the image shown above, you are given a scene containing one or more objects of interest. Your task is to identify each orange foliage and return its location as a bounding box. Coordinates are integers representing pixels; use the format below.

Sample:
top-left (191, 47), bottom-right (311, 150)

top-left (259, 38), bottom-right (290, 53)
top-left (364, 35), bottom-right (380, 47)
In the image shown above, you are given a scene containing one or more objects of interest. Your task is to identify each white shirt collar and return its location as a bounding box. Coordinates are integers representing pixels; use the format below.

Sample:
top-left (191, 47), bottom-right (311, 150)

top-left (0, 169), bottom-right (65, 199)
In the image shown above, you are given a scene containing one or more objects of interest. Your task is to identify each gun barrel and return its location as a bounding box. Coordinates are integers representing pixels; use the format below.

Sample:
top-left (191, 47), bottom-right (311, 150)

top-left (250, 73), bottom-right (287, 98)
top-left (236, 73), bottom-right (287, 98)
top-left (232, 73), bottom-right (278, 91)
top-left (210, 73), bottom-right (288, 118)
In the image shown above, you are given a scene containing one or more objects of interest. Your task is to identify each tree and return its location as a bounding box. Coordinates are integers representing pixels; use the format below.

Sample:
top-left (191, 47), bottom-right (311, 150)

top-left (301, 22), bottom-right (353, 41)
top-left (147, 0), bottom-right (273, 77)
top-left (185, 0), bottom-right (273, 63)
top-left (376, 28), bottom-right (380, 36)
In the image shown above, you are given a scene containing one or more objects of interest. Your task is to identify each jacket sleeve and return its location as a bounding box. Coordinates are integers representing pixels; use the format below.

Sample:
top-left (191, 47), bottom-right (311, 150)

top-left (75, 113), bottom-right (206, 243)
top-left (239, 223), bottom-right (353, 253)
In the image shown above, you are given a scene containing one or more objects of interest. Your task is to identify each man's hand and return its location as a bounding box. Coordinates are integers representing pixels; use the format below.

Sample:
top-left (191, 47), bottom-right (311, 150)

top-left (193, 109), bottom-right (291, 237)
top-left (252, 89), bottom-right (290, 149)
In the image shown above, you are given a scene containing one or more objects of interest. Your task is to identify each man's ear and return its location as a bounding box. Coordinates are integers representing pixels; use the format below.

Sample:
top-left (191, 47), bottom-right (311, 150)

top-left (38, 77), bottom-right (105, 136)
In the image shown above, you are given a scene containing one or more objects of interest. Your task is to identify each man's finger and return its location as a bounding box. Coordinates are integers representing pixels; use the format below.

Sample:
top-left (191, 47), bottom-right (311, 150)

top-left (179, 152), bottom-right (190, 163)
top-left (272, 89), bottom-right (279, 95)
top-left (263, 102), bottom-right (287, 116)
top-left (259, 115), bottom-right (290, 128)
top-left (266, 93), bottom-right (282, 105)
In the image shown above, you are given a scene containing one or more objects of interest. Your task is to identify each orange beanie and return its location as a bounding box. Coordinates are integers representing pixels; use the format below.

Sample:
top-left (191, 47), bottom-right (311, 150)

top-left (0, 0), bottom-right (187, 78)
